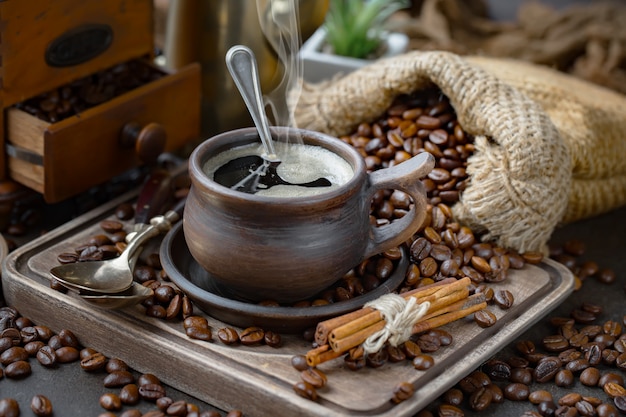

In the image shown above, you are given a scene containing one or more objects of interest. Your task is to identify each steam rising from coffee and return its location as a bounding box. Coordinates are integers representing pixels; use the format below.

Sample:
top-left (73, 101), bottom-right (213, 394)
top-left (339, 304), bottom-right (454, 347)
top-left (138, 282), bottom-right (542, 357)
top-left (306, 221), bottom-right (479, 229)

top-left (256, 0), bottom-right (303, 140)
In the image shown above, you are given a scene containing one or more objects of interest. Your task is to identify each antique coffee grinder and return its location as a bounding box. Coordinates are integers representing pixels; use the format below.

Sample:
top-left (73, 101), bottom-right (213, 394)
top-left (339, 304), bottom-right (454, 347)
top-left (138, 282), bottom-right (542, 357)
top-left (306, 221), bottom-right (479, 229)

top-left (0, 0), bottom-right (201, 204)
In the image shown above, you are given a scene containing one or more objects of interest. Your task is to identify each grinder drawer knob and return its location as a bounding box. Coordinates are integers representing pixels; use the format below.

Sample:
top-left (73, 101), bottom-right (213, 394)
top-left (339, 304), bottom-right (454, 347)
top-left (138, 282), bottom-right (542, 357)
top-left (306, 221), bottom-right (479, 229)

top-left (120, 122), bottom-right (167, 164)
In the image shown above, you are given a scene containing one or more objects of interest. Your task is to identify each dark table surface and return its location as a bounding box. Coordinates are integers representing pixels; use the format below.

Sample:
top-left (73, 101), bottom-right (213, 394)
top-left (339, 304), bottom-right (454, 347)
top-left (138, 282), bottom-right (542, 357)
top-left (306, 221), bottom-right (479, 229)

top-left (0, 197), bottom-right (624, 416)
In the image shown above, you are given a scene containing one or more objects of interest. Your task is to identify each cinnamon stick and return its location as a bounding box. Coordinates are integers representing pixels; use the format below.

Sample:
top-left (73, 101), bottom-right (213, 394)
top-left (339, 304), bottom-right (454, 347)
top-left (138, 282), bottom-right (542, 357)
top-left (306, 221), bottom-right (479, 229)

top-left (420, 293), bottom-right (486, 322)
top-left (411, 301), bottom-right (487, 334)
top-left (329, 320), bottom-right (387, 353)
top-left (313, 277), bottom-right (458, 346)
top-left (306, 344), bottom-right (344, 367)
top-left (328, 278), bottom-right (471, 345)
top-left (327, 290), bottom-right (479, 353)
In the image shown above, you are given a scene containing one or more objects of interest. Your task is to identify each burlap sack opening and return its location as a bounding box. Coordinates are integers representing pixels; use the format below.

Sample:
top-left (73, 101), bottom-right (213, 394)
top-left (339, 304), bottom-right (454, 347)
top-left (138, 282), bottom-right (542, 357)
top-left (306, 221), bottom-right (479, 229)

top-left (290, 51), bottom-right (572, 253)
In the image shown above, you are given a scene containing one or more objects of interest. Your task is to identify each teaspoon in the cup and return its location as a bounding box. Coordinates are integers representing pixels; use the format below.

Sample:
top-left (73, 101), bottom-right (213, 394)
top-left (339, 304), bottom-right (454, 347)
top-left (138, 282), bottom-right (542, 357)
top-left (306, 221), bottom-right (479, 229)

top-left (225, 45), bottom-right (279, 161)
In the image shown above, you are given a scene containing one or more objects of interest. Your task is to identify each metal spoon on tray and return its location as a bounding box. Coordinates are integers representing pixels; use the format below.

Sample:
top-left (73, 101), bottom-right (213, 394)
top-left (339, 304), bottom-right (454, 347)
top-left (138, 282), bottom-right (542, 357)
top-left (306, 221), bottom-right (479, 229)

top-left (49, 170), bottom-right (181, 294)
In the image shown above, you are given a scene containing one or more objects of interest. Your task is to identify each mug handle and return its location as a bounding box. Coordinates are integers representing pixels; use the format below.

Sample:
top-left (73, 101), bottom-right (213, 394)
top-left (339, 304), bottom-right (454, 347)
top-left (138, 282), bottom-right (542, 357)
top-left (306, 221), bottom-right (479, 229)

top-left (363, 152), bottom-right (435, 259)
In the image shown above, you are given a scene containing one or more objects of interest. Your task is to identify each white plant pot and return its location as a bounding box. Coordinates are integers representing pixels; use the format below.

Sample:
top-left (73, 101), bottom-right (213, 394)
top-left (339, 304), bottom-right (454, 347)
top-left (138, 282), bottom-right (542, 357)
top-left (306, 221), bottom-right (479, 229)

top-left (299, 27), bottom-right (409, 83)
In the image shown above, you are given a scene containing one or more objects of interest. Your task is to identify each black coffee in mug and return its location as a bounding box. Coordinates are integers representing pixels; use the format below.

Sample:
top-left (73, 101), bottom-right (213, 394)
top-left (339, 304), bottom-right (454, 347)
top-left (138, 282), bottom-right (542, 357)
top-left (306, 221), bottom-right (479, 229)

top-left (204, 142), bottom-right (354, 197)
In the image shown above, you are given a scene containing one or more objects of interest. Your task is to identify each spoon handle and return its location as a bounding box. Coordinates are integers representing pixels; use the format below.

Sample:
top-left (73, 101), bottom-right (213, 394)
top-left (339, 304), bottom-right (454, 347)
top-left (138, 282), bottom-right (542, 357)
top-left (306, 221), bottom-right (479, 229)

top-left (225, 45), bottom-right (277, 159)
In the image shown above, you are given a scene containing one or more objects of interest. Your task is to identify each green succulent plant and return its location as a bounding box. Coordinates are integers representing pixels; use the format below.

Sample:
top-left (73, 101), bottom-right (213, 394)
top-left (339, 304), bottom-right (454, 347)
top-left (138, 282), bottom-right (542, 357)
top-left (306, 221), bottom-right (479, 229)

top-left (323, 0), bottom-right (409, 59)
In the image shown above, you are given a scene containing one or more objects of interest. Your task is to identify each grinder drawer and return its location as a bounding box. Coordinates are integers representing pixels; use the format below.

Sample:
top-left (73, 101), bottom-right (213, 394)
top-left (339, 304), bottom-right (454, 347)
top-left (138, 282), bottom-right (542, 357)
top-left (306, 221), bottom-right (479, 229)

top-left (6, 62), bottom-right (201, 203)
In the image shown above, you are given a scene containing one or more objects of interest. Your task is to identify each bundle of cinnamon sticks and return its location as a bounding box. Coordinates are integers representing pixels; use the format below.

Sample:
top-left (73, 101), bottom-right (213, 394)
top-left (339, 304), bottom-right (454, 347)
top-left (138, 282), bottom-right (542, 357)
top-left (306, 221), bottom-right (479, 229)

top-left (306, 277), bottom-right (486, 367)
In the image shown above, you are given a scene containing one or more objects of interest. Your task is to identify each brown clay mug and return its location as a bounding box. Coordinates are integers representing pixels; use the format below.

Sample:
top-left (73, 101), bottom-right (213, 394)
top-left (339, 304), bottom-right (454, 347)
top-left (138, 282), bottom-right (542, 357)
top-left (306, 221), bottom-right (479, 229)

top-left (184, 127), bottom-right (434, 303)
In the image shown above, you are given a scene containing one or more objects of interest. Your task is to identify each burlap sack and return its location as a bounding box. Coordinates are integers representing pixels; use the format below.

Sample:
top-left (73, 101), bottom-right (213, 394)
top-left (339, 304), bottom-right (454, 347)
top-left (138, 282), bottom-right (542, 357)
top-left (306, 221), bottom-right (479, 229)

top-left (290, 51), bottom-right (626, 253)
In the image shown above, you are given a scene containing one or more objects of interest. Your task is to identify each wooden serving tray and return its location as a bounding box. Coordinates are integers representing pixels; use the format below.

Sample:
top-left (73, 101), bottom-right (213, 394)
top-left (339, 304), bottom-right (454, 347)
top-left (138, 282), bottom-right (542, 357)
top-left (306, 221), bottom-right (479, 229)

top-left (1, 191), bottom-right (575, 417)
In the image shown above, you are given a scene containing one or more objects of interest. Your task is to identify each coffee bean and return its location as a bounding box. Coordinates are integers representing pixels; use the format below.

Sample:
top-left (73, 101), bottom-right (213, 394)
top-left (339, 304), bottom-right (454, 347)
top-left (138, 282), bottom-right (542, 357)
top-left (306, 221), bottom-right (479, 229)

top-left (120, 384), bottom-right (140, 405)
top-left (105, 357), bottom-right (128, 373)
top-left (291, 355), bottom-right (309, 371)
top-left (468, 386), bottom-right (492, 411)
top-left (391, 381), bottom-right (414, 404)
top-left (138, 373), bottom-right (160, 387)
top-left (31, 394), bottom-right (53, 417)
top-left (566, 357), bottom-right (590, 373)
top-left (386, 344), bottom-right (407, 362)
top-left (5, 360), bottom-right (31, 378)
top-left (458, 375), bottom-right (483, 394)
top-left (100, 393), bottom-right (122, 411)
top-left (614, 396), bottom-right (626, 413)
top-left (483, 359), bottom-right (511, 381)
top-left (543, 334), bottom-right (570, 352)
top-left (36, 345), bottom-right (57, 367)
top-left (264, 331), bottom-right (281, 348)
top-left (510, 368), bottom-right (533, 385)
top-left (534, 356), bottom-right (562, 382)
top-left (576, 400), bottom-right (596, 417)
top-left (522, 251), bottom-right (543, 264)
top-left (538, 400), bottom-right (558, 416)
top-left (554, 369), bottom-right (575, 387)
top-left (156, 396), bottom-right (173, 411)
top-left (300, 368), bottom-right (327, 388)
top-left (293, 380), bottom-right (317, 400)
top-left (599, 372), bottom-right (624, 388)
top-left (429, 329), bottom-right (453, 346)
top-left (585, 343), bottom-right (603, 365)
top-left (24, 341), bottom-right (45, 357)
top-left (165, 400), bottom-right (187, 416)
top-left (596, 403), bottom-right (619, 417)
top-left (145, 300), bottom-right (169, 317)
top-left (343, 353), bottom-right (366, 371)
top-left (56, 346), bottom-right (79, 363)
top-left (412, 354), bottom-right (434, 370)
top-left (516, 340), bottom-right (536, 355)
top-left (474, 309), bottom-right (497, 328)
top-left (104, 370), bottom-right (135, 387)
top-left (597, 268), bottom-right (616, 284)
top-left (437, 404), bottom-right (464, 417)
top-left (402, 340), bottom-right (421, 358)
top-left (0, 398), bottom-right (20, 417)
top-left (410, 238), bottom-right (432, 262)
top-left (366, 349), bottom-right (388, 368)
top-left (217, 327), bottom-right (238, 345)
top-left (240, 327), bottom-right (264, 345)
top-left (559, 392), bottom-right (583, 406)
top-left (139, 383), bottom-right (167, 401)
top-left (580, 367), bottom-right (601, 386)
top-left (494, 289), bottom-right (514, 309)
top-left (80, 351), bottom-right (107, 371)
top-left (443, 388), bottom-right (464, 406)
top-left (0, 346), bottom-right (29, 365)
top-left (115, 203), bottom-right (135, 220)
top-left (529, 390), bottom-right (553, 404)
top-left (503, 383), bottom-right (529, 401)
top-left (604, 382), bottom-right (626, 398)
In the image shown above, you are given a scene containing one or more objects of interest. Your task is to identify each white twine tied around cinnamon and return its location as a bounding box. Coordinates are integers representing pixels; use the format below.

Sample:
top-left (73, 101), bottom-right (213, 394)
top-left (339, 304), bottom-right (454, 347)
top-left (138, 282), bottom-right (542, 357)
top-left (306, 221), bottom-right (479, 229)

top-left (362, 293), bottom-right (431, 355)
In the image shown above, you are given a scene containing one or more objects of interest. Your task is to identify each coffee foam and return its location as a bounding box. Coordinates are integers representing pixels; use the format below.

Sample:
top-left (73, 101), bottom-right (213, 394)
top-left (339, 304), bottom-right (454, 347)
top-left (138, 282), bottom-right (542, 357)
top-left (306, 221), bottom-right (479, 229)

top-left (204, 142), bottom-right (354, 198)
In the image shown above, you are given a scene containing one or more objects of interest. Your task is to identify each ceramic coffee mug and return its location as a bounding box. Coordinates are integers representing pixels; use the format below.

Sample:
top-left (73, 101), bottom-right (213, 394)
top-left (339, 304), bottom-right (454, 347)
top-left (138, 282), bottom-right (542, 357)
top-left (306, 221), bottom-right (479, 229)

top-left (184, 127), bottom-right (434, 303)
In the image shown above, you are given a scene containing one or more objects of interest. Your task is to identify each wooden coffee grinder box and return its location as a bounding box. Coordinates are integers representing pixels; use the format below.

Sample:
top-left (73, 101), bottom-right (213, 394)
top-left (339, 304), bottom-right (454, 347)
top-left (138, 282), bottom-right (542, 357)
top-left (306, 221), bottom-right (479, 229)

top-left (0, 0), bottom-right (201, 203)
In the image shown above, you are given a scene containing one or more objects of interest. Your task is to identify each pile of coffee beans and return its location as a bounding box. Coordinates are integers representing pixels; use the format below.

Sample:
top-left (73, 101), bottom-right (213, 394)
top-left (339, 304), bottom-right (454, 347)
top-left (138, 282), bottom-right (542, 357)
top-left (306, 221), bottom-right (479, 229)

top-left (14, 60), bottom-right (164, 124)
top-left (0, 306), bottom-right (243, 416)
top-left (413, 238), bottom-right (625, 417)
